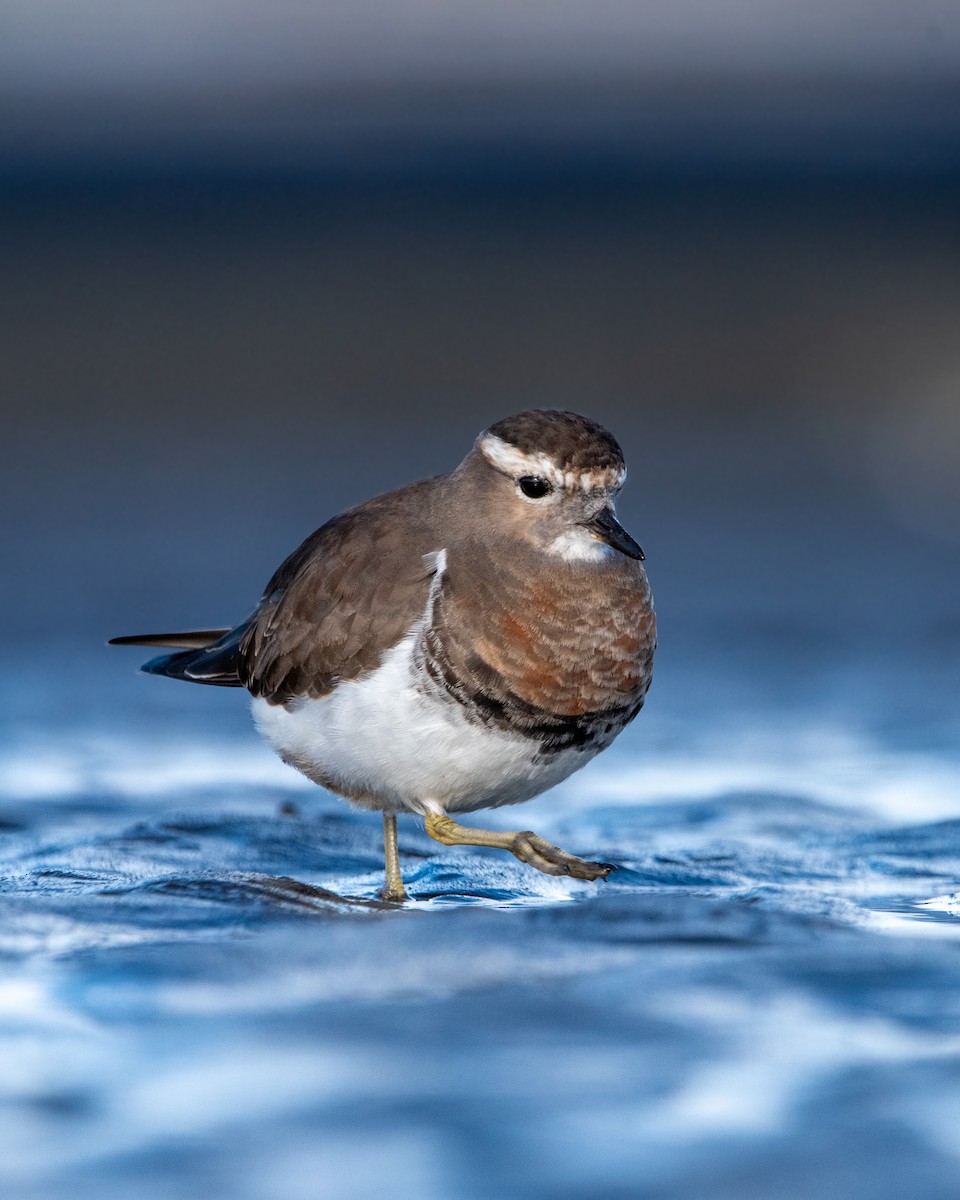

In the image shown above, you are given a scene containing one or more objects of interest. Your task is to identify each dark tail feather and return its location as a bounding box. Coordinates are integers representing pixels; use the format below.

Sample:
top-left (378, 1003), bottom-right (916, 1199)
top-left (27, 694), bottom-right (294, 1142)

top-left (109, 630), bottom-right (230, 650)
top-left (113, 624), bottom-right (250, 688)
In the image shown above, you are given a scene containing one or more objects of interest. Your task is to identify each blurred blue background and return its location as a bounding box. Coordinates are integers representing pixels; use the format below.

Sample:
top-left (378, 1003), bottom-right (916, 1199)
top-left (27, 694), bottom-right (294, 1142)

top-left (2, 3), bottom-right (960, 1198)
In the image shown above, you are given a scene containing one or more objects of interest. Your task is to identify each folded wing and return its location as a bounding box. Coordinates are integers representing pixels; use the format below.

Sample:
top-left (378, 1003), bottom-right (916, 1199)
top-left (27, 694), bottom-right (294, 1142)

top-left (109, 479), bottom-right (444, 702)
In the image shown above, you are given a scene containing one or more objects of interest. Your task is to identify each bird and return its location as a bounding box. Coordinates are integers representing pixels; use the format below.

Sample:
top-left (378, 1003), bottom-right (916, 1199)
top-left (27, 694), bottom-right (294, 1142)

top-left (110, 410), bottom-right (656, 902)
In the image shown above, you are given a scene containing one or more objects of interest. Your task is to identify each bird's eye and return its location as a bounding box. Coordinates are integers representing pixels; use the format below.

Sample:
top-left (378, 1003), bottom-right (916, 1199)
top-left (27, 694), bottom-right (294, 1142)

top-left (518, 476), bottom-right (552, 499)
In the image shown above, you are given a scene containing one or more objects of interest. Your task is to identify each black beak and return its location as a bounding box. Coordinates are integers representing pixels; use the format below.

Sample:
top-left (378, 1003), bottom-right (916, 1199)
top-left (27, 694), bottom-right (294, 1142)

top-left (587, 507), bottom-right (644, 560)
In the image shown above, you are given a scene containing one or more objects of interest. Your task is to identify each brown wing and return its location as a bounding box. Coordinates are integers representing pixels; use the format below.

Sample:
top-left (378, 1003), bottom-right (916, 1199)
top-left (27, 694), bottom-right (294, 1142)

top-left (238, 480), bottom-right (444, 704)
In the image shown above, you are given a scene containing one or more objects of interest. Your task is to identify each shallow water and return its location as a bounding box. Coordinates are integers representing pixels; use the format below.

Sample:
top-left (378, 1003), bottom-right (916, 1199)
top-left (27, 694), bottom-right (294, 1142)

top-left (2, 631), bottom-right (960, 1200)
top-left (3, 135), bottom-right (960, 1196)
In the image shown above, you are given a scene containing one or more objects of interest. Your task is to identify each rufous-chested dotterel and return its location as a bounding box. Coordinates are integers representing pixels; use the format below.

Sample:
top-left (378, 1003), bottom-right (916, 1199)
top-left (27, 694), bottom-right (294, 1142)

top-left (111, 410), bottom-right (657, 901)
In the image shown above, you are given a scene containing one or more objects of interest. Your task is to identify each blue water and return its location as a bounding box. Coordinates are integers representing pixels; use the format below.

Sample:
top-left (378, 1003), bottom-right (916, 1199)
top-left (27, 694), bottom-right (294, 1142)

top-left (2, 629), bottom-right (960, 1200)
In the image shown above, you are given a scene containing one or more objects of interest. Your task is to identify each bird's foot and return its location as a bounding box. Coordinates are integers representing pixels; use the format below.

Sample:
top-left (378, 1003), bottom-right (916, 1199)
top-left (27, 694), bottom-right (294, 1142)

top-left (508, 831), bottom-right (615, 881)
top-left (379, 879), bottom-right (408, 904)
top-left (424, 812), bottom-right (613, 882)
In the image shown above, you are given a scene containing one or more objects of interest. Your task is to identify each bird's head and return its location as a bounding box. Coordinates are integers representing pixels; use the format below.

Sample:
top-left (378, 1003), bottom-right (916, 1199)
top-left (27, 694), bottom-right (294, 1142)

top-left (457, 409), bottom-right (644, 563)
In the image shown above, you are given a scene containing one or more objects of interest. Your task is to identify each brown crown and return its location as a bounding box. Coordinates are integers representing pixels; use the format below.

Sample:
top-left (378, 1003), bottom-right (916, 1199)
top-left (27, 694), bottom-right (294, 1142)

top-left (486, 410), bottom-right (625, 474)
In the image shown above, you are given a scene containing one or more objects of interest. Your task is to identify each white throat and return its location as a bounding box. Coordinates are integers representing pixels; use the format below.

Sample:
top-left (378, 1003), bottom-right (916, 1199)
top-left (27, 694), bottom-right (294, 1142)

top-left (547, 528), bottom-right (613, 563)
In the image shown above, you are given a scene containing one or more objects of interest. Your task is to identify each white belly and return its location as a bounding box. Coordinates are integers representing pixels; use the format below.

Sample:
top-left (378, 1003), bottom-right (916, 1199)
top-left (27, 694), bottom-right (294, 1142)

top-left (251, 629), bottom-right (596, 815)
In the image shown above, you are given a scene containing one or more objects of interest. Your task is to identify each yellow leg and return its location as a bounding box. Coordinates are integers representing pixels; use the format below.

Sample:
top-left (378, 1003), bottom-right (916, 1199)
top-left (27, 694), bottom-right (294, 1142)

top-left (380, 813), bottom-right (408, 903)
top-left (424, 812), bottom-right (613, 882)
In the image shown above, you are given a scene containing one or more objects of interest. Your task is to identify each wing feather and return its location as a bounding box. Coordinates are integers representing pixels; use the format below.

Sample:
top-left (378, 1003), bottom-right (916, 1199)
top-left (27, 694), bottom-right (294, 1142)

top-left (238, 480), bottom-right (444, 704)
top-left (109, 630), bottom-right (230, 650)
top-left (112, 477), bottom-right (447, 699)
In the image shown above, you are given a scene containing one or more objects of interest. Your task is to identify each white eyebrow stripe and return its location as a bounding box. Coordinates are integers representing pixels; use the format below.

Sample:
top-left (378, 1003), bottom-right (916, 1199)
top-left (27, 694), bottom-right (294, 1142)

top-left (478, 435), bottom-right (565, 486)
top-left (478, 434), bottom-right (625, 492)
